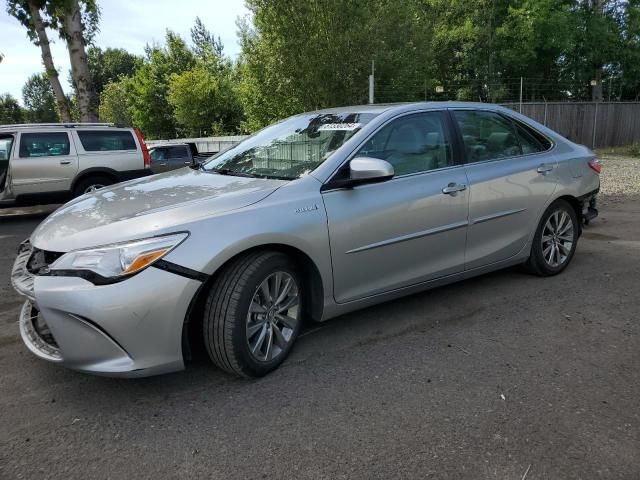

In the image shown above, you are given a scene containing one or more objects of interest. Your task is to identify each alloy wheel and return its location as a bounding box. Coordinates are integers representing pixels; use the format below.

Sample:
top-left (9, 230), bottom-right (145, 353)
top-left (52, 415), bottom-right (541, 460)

top-left (246, 271), bottom-right (300, 362)
top-left (541, 209), bottom-right (575, 268)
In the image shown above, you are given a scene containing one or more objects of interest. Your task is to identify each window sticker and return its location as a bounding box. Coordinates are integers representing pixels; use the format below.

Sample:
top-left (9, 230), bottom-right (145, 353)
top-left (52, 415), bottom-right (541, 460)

top-left (318, 123), bottom-right (362, 131)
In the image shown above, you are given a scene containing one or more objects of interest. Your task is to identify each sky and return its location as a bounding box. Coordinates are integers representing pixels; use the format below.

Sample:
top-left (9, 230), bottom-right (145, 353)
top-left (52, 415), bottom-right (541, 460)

top-left (0, 0), bottom-right (249, 103)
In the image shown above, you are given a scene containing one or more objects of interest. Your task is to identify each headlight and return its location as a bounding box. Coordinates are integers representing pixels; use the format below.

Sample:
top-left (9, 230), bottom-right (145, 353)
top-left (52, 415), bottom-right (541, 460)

top-left (50, 233), bottom-right (188, 280)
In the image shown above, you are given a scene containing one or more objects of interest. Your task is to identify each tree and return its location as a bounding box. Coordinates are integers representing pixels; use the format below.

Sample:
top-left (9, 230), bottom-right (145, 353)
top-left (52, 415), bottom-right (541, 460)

top-left (0, 94), bottom-right (24, 124)
top-left (191, 16), bottom-right (223, 59)
top-left (238, 0), bottom-right (436, 128)
top-left (6, 0), bottom-right (72, 121)
top-left (86, 46), bottom-right (141, 97)
top-left (126, 31), bottom-right (195, 138)
top-left (22, 73), bottom-right (58, 122)
top-left (47, 0), bottom-right (100, 121)
top-left (168, 59), bottom-right (242, 137)
top-left (99, 78), bottom-right (132, 125)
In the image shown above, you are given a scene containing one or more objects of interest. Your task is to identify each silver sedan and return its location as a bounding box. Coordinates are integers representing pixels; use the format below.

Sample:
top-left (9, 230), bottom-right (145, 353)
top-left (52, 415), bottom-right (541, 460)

top-left (11, 102), bottom-right (600, 378)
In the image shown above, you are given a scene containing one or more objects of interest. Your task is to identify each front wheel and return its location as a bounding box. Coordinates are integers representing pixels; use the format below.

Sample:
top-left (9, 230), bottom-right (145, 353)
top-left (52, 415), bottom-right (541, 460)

top-left (525, 199), bottom-right (579, 276)
top-left (203, 251), bottom-right (303, 377)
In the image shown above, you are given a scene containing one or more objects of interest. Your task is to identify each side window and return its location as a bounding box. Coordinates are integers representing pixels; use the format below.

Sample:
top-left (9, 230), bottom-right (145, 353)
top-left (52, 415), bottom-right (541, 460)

top-left (77, 130), bottom-right (137, 152)
top-left (168, 146), bottom-right (188, 159)
top-left (149, 148), bottom-right (166, 161)
top-left (512, 120), bottom-right (552, 154)
top-left (356, 112), bottom-right (452, 176)
top-left (19, 132), bottom-right (70, 158)
top-left (453, 111), bottom-right (520, 163)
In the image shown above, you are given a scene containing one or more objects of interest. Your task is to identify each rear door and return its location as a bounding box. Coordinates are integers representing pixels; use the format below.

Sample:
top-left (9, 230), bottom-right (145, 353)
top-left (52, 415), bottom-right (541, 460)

top-left (322, 111), bottom-right (469, 303)
top-left (451, 109), bottom-right (557, 269)
top-left (12, 130), bottom-right (78, 195)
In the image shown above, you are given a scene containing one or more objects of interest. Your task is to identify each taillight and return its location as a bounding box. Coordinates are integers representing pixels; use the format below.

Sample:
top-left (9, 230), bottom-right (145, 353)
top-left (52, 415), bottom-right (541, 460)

top-left (588, 158), bottom-right (601, 174)
top-left (134, 127), bottom-right (151, 169)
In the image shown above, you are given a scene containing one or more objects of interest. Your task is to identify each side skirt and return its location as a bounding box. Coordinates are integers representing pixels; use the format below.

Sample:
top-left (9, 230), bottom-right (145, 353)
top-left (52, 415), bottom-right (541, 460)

top-left (320, 251), bottom-right (530, 321)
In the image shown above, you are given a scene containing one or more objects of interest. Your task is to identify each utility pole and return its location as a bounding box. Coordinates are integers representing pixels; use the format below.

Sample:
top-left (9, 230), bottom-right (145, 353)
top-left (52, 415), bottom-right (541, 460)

top-left (368, 60), bottom-right (375, 104)
top-left (519, 77), bottom-right (523, 113)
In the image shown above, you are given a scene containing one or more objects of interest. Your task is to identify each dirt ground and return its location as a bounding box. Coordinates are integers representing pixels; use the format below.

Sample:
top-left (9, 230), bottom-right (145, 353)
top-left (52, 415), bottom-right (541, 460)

top-left (0, 156), bottom-right (638, 479)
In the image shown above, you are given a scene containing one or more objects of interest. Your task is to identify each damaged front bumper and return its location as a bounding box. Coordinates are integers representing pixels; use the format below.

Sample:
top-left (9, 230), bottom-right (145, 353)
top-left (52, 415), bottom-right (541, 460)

top-left (11, 241), bottom-right (201, 377)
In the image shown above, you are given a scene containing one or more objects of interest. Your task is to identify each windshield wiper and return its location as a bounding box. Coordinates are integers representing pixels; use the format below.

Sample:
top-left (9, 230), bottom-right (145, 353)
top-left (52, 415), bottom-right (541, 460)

top-left (208, 168), bottom-right (257, 178)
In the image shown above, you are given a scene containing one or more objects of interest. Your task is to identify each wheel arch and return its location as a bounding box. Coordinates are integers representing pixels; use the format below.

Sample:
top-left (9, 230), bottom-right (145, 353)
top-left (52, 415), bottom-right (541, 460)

top-left (181, 243), bottom-right (325, 362)
top-left (552, 194), bottom-right (583, 236)
top-left (71, 167), bottom-right (119, 193)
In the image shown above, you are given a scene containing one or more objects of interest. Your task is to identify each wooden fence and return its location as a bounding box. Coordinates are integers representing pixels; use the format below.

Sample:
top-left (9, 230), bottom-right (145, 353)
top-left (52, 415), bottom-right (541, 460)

top-left (502, 102), bottom-right (640, 148)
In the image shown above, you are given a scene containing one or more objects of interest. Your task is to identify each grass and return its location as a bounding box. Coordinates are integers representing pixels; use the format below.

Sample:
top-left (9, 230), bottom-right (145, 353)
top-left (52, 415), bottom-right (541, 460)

top-left (596, 144), bottom-right (640, 158)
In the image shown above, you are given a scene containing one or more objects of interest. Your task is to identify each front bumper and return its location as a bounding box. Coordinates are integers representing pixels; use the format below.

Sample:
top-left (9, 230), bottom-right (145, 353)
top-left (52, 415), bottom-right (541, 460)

top-left (12, 245), bottom-right (202, 377)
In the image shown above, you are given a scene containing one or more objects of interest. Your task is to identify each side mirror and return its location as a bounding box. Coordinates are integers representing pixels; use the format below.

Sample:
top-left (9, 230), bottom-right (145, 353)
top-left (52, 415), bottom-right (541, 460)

top-left (349, 157), bottom-right (394, 183)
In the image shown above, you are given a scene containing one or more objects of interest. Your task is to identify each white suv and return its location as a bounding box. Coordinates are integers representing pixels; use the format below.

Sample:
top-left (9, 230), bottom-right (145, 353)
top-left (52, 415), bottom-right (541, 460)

top-left (0, 123), bottom-right (152, 207)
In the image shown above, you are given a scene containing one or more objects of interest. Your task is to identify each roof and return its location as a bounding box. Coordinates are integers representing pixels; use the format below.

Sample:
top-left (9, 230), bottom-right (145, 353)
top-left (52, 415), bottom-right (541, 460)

top-left (311, 101), bottom-right (506, 115)
top-left (0, 122), bottom-right (119, 131)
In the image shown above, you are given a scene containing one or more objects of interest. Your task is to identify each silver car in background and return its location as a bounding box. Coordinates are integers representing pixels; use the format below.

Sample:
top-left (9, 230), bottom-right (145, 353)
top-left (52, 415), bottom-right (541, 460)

top-left (11, 102), bottom-right (600, 378)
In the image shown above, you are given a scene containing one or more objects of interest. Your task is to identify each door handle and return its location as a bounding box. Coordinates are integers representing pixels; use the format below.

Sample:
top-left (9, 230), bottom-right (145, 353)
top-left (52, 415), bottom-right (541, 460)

top-left (59, 160), bottom-right (71, 165)
top-left (442, 183), bottom-right (467, 195)
top-left (537, 164), bottom-right (554, 174)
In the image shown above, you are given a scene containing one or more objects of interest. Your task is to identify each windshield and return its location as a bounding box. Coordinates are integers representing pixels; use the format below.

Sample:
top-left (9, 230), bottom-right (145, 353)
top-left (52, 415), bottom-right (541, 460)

top-left (202, 112), bottom-right (378, 180)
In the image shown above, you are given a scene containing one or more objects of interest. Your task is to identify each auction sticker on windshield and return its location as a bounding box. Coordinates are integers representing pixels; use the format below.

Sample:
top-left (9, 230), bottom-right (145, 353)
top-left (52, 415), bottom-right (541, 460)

top-left (318, 123), bottom-right (362, 131)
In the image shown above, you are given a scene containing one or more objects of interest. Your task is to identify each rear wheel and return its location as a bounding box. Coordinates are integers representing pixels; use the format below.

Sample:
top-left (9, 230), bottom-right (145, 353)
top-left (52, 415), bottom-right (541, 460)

top-left (203, 251), bottom-right (303, 377)
top-left (73, 175), bottom-right (114, 197)
top-left (525, 199), bottom-right (579, 276)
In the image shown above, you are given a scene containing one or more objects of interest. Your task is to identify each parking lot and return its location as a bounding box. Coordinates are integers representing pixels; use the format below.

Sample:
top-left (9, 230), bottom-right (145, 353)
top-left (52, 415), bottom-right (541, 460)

top-left (0, 156), bottom-right (638, 479)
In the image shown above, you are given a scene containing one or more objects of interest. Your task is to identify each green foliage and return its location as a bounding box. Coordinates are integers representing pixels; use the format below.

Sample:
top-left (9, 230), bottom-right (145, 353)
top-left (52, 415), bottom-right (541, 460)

top-left (168, 57), bottom-right (243, 137)
top-left (0, 93), bottom-right (24, 124)
top-left (86, 46), bottom-right (142, 96)
top-left (22, 73), bottom-right (58, 122)
top-left (125, 31), bottom-right (195, 139)
top-left (98, 78), bottom-right (132, 126)
top-left (239, 0), bottom-right (640, 127)
top-left (191, 16), bottom-right (223, 60)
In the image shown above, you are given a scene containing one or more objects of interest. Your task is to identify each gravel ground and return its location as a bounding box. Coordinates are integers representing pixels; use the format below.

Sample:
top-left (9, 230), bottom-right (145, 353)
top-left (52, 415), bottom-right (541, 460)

top-left (599, 154), bottom-right (640, 200)
top-left (0, 157), bottom-right (638, 479)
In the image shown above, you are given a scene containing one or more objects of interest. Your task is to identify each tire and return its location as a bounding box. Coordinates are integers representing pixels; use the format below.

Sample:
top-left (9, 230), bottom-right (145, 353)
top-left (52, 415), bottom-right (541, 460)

top-left (203, 251), bottom-right (303, 378)
top-left (73, 175), bottom-right (114, 197)
top-left (524, 199), bottom-right (579, 276)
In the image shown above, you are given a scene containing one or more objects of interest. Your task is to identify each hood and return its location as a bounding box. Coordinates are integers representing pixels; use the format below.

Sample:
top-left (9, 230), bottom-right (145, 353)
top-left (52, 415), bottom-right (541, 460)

top-left (32, 168), bottom-right (286, 252)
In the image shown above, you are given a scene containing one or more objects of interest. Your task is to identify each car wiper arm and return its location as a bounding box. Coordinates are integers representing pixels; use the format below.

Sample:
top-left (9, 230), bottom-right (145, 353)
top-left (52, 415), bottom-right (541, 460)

top-left (209, 168), bottom-right (257, 178)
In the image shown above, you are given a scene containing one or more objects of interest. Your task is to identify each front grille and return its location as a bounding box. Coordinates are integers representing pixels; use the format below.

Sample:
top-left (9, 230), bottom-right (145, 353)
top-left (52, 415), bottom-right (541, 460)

top-left (26, 248), bottom-right (63, 275)
top-left (11, 242), bottom-right (64, 299)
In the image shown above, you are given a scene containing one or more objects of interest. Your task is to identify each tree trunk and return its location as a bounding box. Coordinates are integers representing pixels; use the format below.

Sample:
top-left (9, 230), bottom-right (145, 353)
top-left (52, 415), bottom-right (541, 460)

top-left (27, 0), bottom-right (72, 122)
top-left (591, 0), bottom-right (604, 103)
top-left (62, 0), bottom-right (98, 122)
top-left (592, 67), bottom-right (603, 102)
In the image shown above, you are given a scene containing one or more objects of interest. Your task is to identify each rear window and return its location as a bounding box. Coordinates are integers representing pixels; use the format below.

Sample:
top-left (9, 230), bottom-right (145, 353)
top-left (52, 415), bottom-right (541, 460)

top-left (19, 132), bottom-right (70, 157)
top-left (77, 130), bottom-right (137, 152)
top-left (167, 146), bottom-right (189, 159)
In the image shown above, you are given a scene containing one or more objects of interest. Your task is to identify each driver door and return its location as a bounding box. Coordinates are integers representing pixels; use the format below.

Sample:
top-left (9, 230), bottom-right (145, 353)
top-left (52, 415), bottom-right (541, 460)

top-left (322, 111), bottom-right (469, 303)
